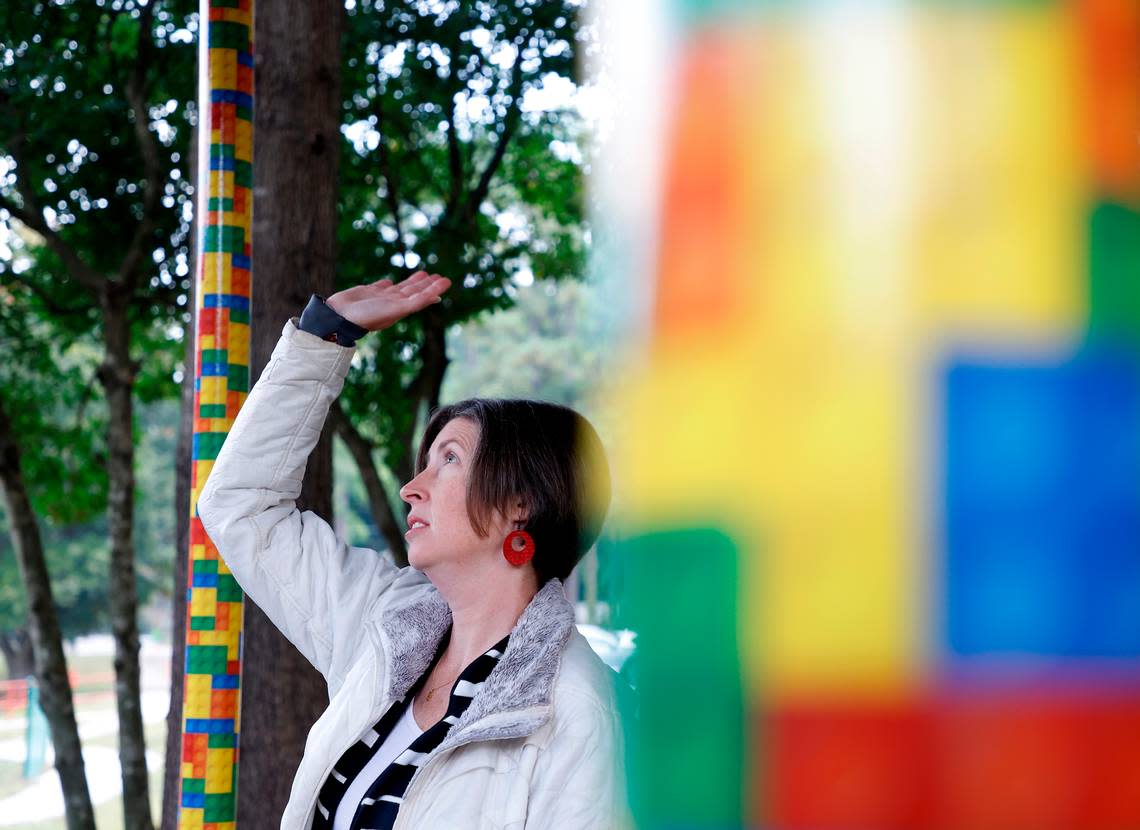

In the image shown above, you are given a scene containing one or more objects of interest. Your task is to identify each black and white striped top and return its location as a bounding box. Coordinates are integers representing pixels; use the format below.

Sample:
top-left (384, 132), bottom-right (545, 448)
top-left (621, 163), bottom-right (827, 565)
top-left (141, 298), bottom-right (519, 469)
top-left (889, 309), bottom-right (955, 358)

top-left (311, 629), bottom-right (510, 830)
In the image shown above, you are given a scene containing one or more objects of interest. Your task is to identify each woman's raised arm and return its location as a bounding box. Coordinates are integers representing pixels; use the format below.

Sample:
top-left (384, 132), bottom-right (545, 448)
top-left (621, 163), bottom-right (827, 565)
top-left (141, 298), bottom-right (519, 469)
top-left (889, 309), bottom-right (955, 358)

top-left (196, 272), bottom-right (450, 692)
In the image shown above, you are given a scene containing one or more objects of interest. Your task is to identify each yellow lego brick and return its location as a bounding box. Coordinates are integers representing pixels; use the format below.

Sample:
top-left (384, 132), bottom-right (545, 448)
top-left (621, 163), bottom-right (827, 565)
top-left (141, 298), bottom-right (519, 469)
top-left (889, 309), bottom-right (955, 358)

top-left (205, 749), bottom-right (235, 793)
top-left (208, 48), bottom-right (236, 89)
top-left (198, 334), bottom-right (216, 350)
top-left (217, 7), bottom-right (250, 25)
top-left (195, 460), bottom-right (215, 486)
top-left (184, 675), bottom-right (214, 718)
top-left (198, 377), bottom-right (228, 406)
top-left (227, 327), bottom-right (250, 364)
top-left (190, 587), bottom-right (217, 617)
top-left (235, 121), bottom-right (253, 162)
top-left (199, 254), bottom-right (229, 295)
top-left (194, 629), bottom-right (240, 650)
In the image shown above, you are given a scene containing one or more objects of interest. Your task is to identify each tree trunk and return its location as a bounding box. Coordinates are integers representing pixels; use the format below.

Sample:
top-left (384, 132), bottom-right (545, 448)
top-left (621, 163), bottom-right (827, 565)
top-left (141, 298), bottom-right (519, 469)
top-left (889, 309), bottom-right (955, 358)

top-left (161, 249), bottom-right (196, 830)
top-left (237, 0), bottom-right (343, 825)
top-left (97, 297), bottom-right (153, 830)
top-left (0, 628), bottom-right (35, 679)
top-left (0, 397), bottom-right (96, 830)
top-left (328, 405), bottom-right (408, 565)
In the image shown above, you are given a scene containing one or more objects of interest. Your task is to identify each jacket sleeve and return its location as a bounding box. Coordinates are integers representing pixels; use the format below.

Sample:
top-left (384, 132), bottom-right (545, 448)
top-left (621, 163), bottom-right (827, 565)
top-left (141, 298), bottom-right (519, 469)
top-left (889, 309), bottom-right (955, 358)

top-left (197, 318), bottom-right (417, 690)
top-left (525, 689), bottom-right (633, 830)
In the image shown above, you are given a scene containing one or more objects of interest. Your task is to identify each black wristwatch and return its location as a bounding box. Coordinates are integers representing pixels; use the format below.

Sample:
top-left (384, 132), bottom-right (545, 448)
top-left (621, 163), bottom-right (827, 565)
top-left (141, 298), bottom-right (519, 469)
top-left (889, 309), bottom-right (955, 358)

top-left (298, 294), bottom-right (369, 347)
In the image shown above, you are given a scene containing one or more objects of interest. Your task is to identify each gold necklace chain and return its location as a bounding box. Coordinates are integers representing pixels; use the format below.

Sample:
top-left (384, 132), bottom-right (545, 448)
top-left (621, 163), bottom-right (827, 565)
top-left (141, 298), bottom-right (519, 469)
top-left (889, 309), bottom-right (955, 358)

top-left (424, 671), bottom-right (459, 702)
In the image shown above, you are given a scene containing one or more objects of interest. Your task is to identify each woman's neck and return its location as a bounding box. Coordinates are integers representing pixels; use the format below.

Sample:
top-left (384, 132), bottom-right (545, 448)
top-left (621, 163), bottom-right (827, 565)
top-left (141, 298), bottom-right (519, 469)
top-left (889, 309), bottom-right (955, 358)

top-left (431, 566), bottom-right (540, 671)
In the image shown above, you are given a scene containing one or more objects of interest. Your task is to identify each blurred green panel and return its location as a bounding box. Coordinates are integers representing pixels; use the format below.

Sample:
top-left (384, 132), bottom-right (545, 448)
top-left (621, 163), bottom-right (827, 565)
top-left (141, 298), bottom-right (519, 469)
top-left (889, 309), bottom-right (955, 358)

top-left (618, 527), bottom-right (744, 828)
top-left (1089, 201), bottom-right (1140, 342)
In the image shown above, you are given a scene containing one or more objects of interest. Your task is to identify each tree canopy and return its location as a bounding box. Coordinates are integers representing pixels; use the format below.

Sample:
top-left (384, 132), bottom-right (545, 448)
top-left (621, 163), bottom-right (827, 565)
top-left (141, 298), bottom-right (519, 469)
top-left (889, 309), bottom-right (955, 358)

top-left (335, 0), bottom-right (592, 560)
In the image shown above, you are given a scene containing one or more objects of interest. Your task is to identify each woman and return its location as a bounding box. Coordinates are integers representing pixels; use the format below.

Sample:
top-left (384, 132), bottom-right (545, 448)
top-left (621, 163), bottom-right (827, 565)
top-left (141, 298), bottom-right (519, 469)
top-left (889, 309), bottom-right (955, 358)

top-left (197, 271), bottom-right (629, 830)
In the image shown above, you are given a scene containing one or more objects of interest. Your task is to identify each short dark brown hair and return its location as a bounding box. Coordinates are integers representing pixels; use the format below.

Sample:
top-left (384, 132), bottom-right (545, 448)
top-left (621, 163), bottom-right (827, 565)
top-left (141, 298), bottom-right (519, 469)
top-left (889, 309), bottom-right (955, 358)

top-left (415, 399), bottom-right (611, 586)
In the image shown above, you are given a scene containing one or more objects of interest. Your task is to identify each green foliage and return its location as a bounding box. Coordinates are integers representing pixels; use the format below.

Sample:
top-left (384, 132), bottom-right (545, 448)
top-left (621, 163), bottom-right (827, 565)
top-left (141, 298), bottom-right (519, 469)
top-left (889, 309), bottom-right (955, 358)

top-left (443, 278), bottom-right (608, 409)
top-left (0, 0), bottom-right (195, 638)
top-left (0, 397), bottom-right (178, 637)
top-left (0, 0), bottom-right (197, 298)
top-left (338, 0), bottom-right (591, 468)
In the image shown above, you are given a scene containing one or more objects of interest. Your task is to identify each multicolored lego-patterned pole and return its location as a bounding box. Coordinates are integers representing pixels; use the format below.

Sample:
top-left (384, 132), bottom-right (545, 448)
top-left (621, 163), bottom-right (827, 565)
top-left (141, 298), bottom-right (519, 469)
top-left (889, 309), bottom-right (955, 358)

top-left (179, 1), bottom-right (253, 827)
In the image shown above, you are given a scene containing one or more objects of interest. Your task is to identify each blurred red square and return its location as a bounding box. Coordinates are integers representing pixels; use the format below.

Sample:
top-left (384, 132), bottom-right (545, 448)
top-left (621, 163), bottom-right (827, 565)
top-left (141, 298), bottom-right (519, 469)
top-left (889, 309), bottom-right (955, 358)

top-left (936, 690), bottom-right (1140, 830)
top-left (763, 698), bottom-right (935, 830)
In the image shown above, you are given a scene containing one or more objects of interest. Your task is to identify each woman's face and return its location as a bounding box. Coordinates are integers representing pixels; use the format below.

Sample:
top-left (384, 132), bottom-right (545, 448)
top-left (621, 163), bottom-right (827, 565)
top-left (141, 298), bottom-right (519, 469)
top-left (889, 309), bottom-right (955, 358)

top-left (399, 417), bottom-right (504, 572)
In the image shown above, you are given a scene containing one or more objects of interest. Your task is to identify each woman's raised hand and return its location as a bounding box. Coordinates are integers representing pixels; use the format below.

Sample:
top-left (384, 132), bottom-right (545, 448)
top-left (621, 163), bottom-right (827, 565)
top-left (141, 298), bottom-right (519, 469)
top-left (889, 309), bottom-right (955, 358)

top-left (325, 271), bottom-right (452, 333)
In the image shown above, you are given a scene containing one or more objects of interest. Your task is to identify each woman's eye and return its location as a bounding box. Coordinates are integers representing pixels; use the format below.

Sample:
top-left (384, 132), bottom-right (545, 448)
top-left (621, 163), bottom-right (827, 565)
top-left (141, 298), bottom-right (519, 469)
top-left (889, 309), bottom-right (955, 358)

top-left (444, 451), bottom-right (458, 464)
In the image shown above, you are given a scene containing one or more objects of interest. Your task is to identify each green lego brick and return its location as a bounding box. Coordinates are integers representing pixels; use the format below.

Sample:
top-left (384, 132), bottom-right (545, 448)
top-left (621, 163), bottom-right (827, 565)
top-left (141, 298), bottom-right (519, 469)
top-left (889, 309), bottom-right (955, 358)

top-left (202, 226), bottom-right (245, 255)
top-left (226, 363), bottom-right (248, 393)
top-left (216, 574), bottom-right (243, 602)
top-left (194, 432), bottom-right (227, 462)
top-left (207, 21), bottom-right (248, 52)
top-left (186, 645), bottom-right (229, 675)
top-left (204, 792), bottom-right (236, 823)
top-left (193, 560), bottom-right (219, 576)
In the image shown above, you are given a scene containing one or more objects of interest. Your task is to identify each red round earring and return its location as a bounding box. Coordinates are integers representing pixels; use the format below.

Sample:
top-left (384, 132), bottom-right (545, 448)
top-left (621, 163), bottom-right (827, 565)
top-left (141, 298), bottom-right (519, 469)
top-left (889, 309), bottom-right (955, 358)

top-left (503, 529), bottom-right (535, 566)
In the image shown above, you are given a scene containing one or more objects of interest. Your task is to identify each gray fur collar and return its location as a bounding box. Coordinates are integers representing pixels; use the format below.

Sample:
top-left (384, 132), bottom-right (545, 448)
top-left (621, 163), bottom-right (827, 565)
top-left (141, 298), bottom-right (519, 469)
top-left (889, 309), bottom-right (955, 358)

top-left (377, 578), bottom-right (576, 749)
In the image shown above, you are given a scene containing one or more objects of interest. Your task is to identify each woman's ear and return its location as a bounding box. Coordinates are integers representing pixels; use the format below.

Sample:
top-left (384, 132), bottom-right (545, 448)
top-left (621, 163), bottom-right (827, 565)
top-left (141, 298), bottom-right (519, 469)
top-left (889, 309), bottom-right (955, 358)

top-left (509, 498), bottom-right (529, 525)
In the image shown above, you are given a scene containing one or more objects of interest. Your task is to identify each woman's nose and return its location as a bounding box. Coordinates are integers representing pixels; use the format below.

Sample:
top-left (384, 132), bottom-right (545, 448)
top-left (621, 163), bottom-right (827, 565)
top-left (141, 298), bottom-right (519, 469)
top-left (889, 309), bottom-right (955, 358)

top-left (399, 472), bottom-right (426, 504)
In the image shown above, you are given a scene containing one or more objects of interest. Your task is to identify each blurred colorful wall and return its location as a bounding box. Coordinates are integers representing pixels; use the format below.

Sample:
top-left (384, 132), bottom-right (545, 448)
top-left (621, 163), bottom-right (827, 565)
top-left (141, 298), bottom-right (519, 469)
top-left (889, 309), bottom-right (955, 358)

top-left (594, 0), bottom-right (1140, 827)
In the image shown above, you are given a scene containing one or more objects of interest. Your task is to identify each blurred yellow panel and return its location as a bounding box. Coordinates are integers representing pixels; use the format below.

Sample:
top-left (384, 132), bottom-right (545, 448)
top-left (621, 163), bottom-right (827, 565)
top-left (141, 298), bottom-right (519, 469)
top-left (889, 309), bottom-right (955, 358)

top-left (731, 18), bottom-right (921, 696)
top-left (615, 341), bottom-right (756, 526)
top-left (747, 351), bottom-right (921, 699)
top-left (911, 6), bottom-right (1084, 338)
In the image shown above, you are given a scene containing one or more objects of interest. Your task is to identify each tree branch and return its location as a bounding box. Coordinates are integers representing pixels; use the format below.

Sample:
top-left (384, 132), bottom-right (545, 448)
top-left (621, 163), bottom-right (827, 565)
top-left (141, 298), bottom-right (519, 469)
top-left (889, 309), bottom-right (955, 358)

top-left (0, 93), bottom-right (105, 293)
top-left (445, 79), bottom-right (464, 213)
top-left (1, 271), bottom-right (92, 319)
top-left (464, 60), bottom-right (525, 220)
top-left (0, 192), bottom-right (105, 292)
top-left (327, 403), bottom-right (409, 565)
top-left (372, 98), bottom-right (409, 264)
top-left (117, 3), bottom-right (163, 293)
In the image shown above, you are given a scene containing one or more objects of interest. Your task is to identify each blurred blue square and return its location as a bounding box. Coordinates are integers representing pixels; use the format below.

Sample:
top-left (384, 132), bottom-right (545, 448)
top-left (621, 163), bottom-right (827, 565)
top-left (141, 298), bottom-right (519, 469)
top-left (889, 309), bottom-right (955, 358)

top-left (943, 350), bottom-right (1140, 658)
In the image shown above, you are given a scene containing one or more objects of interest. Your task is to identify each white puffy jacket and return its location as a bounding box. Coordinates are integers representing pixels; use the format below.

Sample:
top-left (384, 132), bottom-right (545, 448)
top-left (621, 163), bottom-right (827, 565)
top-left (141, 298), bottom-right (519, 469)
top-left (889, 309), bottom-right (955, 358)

top-left (197, 320), bottom-right (631, 830)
